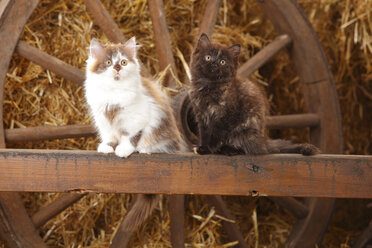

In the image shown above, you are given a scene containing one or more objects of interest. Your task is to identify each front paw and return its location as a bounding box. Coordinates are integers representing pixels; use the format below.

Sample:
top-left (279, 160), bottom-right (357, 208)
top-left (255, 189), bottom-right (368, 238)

top-left (115, 144), bottom-right (135, 158)
top-left (300, 144), bottom-right (320, 156)
top-left (194, 146), bottom-right (211, 155)
top-left (97, 143), bottom-right (115, 154)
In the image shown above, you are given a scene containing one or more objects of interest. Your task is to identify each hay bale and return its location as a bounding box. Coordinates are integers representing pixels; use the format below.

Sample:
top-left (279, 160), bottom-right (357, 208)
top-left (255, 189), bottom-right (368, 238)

top-left (2, 0), bottom-right (371, 247)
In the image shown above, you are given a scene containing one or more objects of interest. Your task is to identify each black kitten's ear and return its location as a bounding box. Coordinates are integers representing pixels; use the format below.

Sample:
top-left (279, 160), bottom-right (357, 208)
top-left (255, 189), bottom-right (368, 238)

top-left (228, 44), bottom-right (241, 57)
top-left (197, 33), bottom-right (211, 49)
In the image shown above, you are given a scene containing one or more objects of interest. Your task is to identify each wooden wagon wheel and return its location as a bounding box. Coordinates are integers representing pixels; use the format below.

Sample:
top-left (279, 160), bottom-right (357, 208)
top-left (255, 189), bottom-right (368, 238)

top-left (0, 0), bottom-right (343, 248)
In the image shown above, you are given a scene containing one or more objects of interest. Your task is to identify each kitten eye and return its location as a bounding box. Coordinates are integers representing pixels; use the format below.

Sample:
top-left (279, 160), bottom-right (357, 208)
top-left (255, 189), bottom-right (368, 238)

top-left (105, 60), bottom-right (112, 66)
top-left (220, 60), bottom-right (226, 65)
top-left (121, 59), bottom-right (128, 66)
top-left (205, 55), bottom-right (212, 61)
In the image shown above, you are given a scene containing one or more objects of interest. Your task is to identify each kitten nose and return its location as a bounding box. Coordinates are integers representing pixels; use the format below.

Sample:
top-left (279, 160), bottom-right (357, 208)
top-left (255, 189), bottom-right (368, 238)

top-left (113, 64), bottom-right (121, 72)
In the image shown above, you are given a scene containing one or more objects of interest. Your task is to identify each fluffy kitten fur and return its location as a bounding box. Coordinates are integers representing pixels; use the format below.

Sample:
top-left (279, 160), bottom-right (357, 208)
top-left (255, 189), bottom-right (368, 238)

top-left (85, 37), bottom-right (186, 231)
top-left (189, 33), bottom-right (319, 156)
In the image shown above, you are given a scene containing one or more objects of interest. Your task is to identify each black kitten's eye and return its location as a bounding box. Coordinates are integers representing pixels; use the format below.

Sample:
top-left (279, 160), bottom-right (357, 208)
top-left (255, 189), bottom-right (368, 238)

top-left (205, 55), bottom-right (212, 61)
top-left (105, 60), bottom-right (112, 66)
top-left (121, 59), bottom-right (128, 66)
top-left (220, 60), bottom-right (226, 65)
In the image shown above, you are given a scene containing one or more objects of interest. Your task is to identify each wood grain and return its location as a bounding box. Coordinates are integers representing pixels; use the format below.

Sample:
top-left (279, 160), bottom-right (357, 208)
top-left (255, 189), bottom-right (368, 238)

top-left (15, 41), bottom-right (85, 85)
top-left (0, 149), bottom-right (371, 198)
top-left (148, 0), bottom-right (178, 87)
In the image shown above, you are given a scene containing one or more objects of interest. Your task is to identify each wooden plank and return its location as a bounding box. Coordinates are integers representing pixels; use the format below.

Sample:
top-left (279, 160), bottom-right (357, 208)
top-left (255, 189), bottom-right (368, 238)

top-left (15, 41), bottom-right (85, 86)
top-left (5, 124), bottom-right (96, 143)
top-left (148, 0), bottom-right (178, 87)
top-left (237, 34), bottom-right (292, 78)
top-left (0, 149), bottom-right (371, 198)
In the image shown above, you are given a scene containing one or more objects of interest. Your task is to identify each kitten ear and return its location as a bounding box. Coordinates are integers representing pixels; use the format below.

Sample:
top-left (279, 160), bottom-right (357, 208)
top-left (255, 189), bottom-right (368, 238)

top-left (197, 33), bottom-right (211, 49)
top-left (228, 44), bottom-right (241, 57)
top-left (123, 37), bottom-right (138, 58)
top-left (90, 39), bottom-right (104, 58)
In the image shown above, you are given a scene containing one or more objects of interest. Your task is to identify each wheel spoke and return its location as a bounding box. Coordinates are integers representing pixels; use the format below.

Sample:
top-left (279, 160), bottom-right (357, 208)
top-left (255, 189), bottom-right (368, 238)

top-left (169, 195), bottom-right (185, 248)
top-left (32, 193), bottom-right (87, 228)
top-left (269, 197), bottom-right (309, 219)
top-left (237, 34), bottom-right (292, 78)
top-left (266, 113), bottom-right (319, 129)
top-left (15, 41), bottom-right (85, 85)
top-left (148, 0), bottom-right (178, 88)
top-left (199, 0), bottom-right (222, 37)
top-left (0, 192), bottom-right (47, 248)
top-left (83, 0), bottom-right (125, 43)
top-left (205, 195), bottom-right (249, 248)
top-left (5, 124), bottom-right (96, 143)
top-left (351, 219), bottom-right (372, 248)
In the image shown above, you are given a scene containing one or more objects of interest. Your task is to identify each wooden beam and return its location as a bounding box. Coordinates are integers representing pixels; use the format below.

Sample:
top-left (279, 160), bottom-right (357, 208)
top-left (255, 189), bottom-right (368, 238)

top-left (0, 149), bottom-right (371, 198)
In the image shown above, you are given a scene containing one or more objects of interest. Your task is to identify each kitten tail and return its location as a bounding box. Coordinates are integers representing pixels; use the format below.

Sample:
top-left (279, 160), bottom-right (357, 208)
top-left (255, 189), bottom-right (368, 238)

top-left (120, 194), bottom-right (160, 231)
top-left (267, 139), bottom-right (320, 156)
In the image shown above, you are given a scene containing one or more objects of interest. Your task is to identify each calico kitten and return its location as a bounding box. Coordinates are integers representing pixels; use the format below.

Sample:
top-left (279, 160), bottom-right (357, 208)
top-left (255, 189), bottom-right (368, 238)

top-left (84, 37), bottom-right (186, 231)
top-left (189, 33), bottom-right (319, 156)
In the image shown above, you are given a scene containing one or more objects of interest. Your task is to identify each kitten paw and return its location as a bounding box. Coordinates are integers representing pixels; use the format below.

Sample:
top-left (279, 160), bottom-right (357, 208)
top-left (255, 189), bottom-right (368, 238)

top-left (115, 144), bottom-right (135, 158)
top-left (218, 145), bottom-right (244, 156)
top-left (97, 143), bottom-right (115, 154)
top-left (300, 144), bottom-right (320, 156)
top-left (195, 146), bottom-right (211, 155)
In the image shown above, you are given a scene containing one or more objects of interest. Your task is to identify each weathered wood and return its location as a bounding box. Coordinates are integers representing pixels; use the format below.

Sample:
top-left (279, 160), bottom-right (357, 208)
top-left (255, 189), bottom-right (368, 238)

top-left (83, 0), bottom-right (125, 43)
top-left (352, 219), bottom-right (372, 248)
top-left (169, 195), bottom-right (185, 248)
top-left (0, 192), bottom-right (47, 248)
top-left (267, 113), bottom-right (319, 129)
top-left (269, 197), bottom-right (309, 219)
top-left (0, 0), bottom-right (39, 148)
top-left (258, 0), bottom-right (343, 154)
top-left (206, 195), bottom-right (249, 248)
top-left (198, 0), bottom-right (222, 38)
top-left (4, 113), bottom-right (318, 143)
top-left (0, 149), bottom-right (371, 198)
top-left (237, 34), bottom-right (292, 78)
top-left (15, 41), bottom-right (85, 85)
top-left (258, 1), bottom-right (343, 247)
top-left (5, 124), bottom-right (96, 143)
top-left (32, 193), bottom-right (87, 228)
top-left (148, 0), bottom-right (178, 88)
top-left (0, 1), bottom-right (47, 248)
top-left (285, 198), bottom-right (335, 248)
top-left (110, 195), bottom-right (136, 248)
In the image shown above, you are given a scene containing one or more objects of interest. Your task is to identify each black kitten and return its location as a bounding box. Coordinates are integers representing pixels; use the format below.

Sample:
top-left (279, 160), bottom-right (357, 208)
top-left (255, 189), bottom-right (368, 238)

top-left (189, 33), bottom-right (319, 156)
